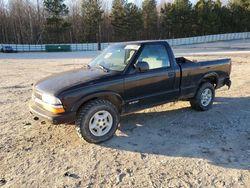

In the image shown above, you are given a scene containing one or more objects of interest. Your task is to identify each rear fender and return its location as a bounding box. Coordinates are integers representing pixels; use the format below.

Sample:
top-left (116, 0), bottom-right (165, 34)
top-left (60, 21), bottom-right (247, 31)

top-left (192, 72), bottom-right (219, 97)
top-left (199, 72), bottom-right (219, 87)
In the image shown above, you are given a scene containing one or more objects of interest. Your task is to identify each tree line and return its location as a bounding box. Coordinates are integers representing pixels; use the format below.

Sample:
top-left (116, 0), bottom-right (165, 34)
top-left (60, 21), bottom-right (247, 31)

top-left (0, 0), bottom-right (249, 44)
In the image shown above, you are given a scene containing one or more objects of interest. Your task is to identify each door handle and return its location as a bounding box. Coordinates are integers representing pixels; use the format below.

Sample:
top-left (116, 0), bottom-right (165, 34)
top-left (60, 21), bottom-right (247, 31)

top-left (168, 72), bottom-right (175, 78)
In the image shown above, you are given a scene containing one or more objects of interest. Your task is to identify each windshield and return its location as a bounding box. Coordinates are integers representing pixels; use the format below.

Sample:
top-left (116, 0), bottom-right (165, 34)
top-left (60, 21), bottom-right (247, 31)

top-left (89, 44), bottom-right (140, 72)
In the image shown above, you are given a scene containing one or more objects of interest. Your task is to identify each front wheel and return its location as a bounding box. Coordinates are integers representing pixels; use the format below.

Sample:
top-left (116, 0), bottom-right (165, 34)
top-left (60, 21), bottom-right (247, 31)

top-left (76, 99), bottom-right (120, 143)
top-left (190, 82), bottom-right (215, 111)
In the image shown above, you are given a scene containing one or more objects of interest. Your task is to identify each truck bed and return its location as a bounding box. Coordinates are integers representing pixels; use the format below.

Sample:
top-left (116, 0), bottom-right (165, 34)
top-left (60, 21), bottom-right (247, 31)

top-left (175, 57), bottom-right (232, 99)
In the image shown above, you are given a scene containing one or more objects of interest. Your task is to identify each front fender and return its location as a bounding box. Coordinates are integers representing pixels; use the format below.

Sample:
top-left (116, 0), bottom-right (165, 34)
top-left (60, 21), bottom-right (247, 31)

top-left (71, 91), bottom-right (124, 112)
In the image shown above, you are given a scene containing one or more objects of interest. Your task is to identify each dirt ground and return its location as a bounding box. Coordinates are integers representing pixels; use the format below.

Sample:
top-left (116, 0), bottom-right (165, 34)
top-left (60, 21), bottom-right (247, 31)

top-left (0, 44), bottom-right (250, 187)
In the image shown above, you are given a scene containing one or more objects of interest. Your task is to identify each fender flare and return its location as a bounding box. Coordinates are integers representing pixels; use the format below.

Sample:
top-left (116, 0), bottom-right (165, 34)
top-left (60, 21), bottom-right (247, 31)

top-left (198, 72), bottom-right (219, 86)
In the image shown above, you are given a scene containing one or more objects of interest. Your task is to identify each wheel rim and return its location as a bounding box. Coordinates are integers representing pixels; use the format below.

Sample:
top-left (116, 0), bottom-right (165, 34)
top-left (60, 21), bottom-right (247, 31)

top-left (201, 88), bottom-right (213, 106)
top-left (89, 110), bottom-right (113, 137)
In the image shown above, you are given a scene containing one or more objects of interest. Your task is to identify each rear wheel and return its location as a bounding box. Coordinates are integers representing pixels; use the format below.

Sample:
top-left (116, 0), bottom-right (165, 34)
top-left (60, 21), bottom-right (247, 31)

top-left (190, 82), bottom-right (215, 111)
top-left (76, 99), bottom-right (120, 143)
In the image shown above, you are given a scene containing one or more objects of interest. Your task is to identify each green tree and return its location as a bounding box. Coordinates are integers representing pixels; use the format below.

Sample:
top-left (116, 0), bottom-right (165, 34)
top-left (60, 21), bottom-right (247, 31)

top-left (212, 0), bottom-right (232, 34)
top-left (218, 5), bottom-right (232, 33)
top-left (160, 3), bottom-right (174, 38)
top-left (43, 0), bottom-right (70, 43)
top-left (110, 0), bottom-right (127, 41)
top-left (142, 0), bottom-right (158, 39)
top-left (82, 0), bottom-right (103, 49)
top-left (171, 0), bottom-right (193, 37)
top-left (124, 3), bottom-right (143, 40)
top-left (229, 0), bottom-right (250, 32)
top-left (194, 0), bottom-right (218, 35)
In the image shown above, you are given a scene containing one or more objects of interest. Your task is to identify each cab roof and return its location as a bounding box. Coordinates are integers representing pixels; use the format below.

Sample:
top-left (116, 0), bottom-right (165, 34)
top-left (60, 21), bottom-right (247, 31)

top-left (112, 40), bottom-right (168, 46)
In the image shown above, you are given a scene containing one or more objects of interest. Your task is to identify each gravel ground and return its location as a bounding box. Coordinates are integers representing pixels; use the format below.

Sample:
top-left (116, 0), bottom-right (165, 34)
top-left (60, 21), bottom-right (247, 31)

top-left (0, 41), bottom-right (250, 187)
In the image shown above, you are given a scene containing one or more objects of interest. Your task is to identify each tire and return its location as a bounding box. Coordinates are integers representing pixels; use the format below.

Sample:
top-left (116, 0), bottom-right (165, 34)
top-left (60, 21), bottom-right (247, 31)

top-left (76, 99), bottom-right (120, 143)
top-left (190, 82), bottom-right (215, 111)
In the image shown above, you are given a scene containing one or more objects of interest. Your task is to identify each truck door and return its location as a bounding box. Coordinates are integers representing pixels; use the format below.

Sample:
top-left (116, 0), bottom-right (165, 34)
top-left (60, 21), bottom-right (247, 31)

top-left (124, 43), bottom-right (178, 112)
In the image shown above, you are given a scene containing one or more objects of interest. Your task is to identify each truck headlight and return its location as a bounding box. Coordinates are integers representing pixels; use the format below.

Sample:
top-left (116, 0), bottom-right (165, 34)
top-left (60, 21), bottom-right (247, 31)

top-left (41, 94), bottom-right (65, 113)
top-left (42, 94), bottom-right (62, 105)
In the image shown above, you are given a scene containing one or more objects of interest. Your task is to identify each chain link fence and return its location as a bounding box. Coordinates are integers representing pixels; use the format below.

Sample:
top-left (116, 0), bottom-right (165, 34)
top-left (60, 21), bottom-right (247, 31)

top-left (1, 32), bottom-right (250, 52)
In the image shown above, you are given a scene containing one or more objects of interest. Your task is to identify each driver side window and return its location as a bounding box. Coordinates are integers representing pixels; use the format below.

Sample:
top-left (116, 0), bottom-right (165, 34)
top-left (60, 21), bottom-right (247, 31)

top-left (137, 44), bottom-right (170, 70)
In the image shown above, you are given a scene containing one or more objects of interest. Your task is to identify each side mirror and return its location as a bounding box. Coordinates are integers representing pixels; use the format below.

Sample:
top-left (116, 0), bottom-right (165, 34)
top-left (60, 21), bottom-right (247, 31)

top-left (135, 61), bottom-right (149, 72)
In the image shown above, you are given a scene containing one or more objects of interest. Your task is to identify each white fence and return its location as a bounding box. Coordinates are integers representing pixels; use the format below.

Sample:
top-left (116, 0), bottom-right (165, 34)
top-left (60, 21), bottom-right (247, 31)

top-left (167, 32), bottom-right (250, 46)
top-left (1, 32), bottom-right (250, 52)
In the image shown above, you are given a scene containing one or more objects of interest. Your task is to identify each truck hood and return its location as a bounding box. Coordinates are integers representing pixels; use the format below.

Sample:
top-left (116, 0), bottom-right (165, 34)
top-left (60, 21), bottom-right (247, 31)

top-left (34, 67), bottom-right (114, 95)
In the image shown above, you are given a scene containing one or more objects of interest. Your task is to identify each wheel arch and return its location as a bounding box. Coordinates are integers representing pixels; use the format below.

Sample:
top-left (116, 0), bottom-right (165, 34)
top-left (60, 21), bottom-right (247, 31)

top-left (192, 72), bottom-right (218, 97)
top-left (199, 72), bottom-right (219, 88)
top-left (72, 91), bottom-right (124, 114)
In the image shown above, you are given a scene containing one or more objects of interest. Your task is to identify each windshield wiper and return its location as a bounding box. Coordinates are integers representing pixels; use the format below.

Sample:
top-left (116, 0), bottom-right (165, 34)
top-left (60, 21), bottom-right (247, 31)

top-left (98, 64), bottom-right (109, 72)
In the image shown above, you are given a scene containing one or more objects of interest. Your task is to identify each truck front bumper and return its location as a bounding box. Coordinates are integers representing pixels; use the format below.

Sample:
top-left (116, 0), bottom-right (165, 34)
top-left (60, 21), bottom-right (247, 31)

top-left (29, 101), bottom-right (76, 125)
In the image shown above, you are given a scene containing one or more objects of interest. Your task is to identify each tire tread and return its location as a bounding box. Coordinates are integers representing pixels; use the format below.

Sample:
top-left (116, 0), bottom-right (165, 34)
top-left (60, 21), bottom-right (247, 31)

top-left (75, 99), bottom-right (119, 143)
top-left (190, 82), bottom-right (215, 111)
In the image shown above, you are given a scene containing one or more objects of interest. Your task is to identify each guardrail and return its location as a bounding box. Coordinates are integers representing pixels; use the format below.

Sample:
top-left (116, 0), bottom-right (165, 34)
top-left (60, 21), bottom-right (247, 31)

top-left (167, 32), bottom-right (250, 46)
top-left (1, 32), bottom-right (250, 52)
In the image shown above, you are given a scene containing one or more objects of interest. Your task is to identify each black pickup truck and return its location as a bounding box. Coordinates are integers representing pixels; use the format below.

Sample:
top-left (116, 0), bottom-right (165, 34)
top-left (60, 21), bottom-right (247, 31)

top-left (30, 41), bottom-right (231, 143)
